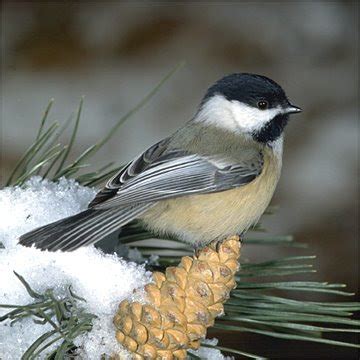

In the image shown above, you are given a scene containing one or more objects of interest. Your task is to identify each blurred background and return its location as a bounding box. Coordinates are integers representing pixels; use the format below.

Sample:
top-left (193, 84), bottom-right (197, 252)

top-left (1, 1), bottom-right (359, 358)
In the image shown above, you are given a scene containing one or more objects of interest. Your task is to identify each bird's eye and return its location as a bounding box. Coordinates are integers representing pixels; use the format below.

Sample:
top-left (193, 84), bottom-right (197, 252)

top-left (257, 100), bottom-right (268, 110)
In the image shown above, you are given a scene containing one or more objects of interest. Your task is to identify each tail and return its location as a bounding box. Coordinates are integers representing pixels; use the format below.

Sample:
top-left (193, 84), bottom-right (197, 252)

top-left (19, 204), bottom-right (152, 251)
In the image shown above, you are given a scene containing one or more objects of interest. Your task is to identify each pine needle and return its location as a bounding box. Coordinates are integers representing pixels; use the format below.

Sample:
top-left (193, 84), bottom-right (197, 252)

top-left (5, 63), bottom-right (183, 187)
top-left (0, 273), bottom-right (96, 359)
top-left (53, 97), bottom-right (84, 178)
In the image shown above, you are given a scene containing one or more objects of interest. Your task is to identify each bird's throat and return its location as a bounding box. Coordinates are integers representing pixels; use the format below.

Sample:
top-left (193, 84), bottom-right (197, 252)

top-left (252, 113), bottom-right (289, 143)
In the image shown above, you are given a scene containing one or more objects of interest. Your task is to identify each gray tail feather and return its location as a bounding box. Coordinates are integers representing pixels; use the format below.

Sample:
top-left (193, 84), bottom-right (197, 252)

top-left (18, 204), bottom-right (152, 252)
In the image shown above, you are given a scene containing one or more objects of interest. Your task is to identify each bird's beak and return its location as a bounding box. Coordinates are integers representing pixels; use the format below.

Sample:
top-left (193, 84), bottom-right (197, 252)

top-left (285, 104), bottom-right (302, 114)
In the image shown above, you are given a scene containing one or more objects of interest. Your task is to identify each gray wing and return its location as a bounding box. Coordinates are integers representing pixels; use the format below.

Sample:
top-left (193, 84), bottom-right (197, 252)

top-left (90, 139), bottom-right (264, 210)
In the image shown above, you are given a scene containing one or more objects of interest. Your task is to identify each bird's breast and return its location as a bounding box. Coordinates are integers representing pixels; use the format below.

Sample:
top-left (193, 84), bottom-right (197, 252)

top-left (141, 147), bottom-right (281, 246)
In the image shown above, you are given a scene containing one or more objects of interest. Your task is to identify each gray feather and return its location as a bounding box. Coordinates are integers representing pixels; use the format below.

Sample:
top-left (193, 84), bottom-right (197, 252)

top-left (92, 141), bottom-right (263, 209)
top-left (19, 203), bottom-right (154, 251)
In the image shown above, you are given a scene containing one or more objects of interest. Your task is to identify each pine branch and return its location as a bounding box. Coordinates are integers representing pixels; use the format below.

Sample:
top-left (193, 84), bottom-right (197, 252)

top-left (119, 226), bottom-right (359, 356)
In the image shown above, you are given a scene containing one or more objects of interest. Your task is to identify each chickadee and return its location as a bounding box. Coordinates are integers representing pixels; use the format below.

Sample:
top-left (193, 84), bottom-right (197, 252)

top-left (19, 73), bottom-right (301, 251)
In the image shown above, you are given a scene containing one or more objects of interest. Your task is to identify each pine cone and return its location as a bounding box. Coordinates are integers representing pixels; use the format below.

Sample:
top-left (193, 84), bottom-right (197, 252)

top-left (113, 235), bottom-right (241, 359)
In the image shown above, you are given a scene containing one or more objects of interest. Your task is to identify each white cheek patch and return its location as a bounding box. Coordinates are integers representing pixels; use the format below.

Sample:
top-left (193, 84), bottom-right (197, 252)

top-left (196, 95), bottom-right (235, 130)
top-left (230, 101), bottom-right (282, 132)
top-left (196, 94), bottom-right (283, 134)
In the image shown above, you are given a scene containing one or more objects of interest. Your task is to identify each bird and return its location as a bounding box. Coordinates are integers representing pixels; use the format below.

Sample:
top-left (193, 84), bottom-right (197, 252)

top-left (19, 73), bottom-right (302, 252)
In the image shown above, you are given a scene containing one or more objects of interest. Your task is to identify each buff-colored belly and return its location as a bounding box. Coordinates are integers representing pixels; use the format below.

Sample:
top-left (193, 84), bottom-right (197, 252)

top-left (141, 153), bottom-right (280, 246)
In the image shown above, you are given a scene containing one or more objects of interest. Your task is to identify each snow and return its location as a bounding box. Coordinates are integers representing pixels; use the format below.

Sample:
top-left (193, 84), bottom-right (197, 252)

top-left (189, 338), bottom-right (233, 360)
top-left (0, 177), bottom-right (97, 250)
top-left (0, 177), bottom-right (227, 359)
top-left (0, 177), bottom-right (149, 359)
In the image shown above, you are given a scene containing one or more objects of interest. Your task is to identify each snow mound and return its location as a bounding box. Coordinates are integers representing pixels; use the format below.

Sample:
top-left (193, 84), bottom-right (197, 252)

top-left (0, 177), bottom-right (150, 359)
top-left (0, 177), bottom-right (228, 359)
top-left (0, 177), bottom-right (96, 250)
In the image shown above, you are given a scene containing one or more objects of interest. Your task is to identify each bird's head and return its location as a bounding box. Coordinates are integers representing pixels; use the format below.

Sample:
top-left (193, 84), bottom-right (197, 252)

top-left (197, 73), bottom-right (301, 144)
